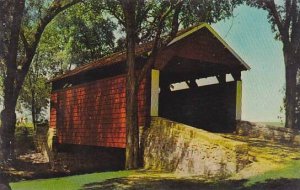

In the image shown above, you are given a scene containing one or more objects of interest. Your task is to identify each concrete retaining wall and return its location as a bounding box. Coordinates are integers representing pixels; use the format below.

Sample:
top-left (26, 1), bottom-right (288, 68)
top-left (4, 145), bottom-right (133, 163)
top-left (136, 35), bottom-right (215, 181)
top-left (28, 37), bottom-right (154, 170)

top-left (143, 117), bottom-right (249, 178)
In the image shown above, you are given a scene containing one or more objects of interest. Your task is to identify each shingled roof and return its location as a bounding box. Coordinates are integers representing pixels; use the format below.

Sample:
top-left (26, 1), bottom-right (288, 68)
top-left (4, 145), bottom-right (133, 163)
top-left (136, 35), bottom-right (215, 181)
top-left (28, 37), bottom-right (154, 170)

top-left (50, 23), bottom-right (250, 82)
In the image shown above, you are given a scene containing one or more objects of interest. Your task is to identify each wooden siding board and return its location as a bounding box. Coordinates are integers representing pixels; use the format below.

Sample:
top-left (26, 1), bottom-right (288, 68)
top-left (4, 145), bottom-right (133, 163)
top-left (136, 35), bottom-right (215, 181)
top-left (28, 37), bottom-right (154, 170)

top-left (50, 74), bottom-right (147, 148)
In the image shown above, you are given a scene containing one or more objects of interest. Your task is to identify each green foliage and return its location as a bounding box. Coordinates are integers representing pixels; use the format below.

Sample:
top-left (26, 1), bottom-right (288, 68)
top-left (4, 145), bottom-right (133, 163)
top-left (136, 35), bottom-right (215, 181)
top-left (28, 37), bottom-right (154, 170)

top-left (177, 0), bottom-right (243, 26)
top-left (41, 1), bottom-right (117, 70)
top-left (19, 54), bottom-right (51, 123)
top-left (19, 0), bottom-right (117, 77)
top-left (17, 0), bottom-right (118, 123)
top-left (101, 0), bottom-right (243, 44)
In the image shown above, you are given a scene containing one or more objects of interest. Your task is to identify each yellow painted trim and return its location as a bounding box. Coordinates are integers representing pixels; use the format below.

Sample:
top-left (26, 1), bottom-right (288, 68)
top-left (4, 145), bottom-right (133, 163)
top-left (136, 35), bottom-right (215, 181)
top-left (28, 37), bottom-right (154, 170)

top-left (168, 23), bottom-right (206, 46)
top-left (236, 81), bottom-right (242, 120)
top-left (151, 69), bottom-right (160, 116)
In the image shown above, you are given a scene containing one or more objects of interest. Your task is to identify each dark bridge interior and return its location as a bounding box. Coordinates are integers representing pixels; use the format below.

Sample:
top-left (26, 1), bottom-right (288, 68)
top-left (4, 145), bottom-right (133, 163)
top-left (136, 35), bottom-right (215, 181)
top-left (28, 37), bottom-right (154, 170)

top-left (158, 57), bottom-right (240, 133)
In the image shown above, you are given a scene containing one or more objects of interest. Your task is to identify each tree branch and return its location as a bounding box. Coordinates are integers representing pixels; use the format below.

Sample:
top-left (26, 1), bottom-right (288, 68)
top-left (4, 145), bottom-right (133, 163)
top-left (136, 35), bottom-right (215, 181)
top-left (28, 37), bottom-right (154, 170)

top-left (136, 0), bottom-right (150, 33)
top-left (290, 3), bottom-right (300, 53)
top-left (137, 0), bottom-right (183, 83)
top-left (15, 0), bottom-right (82, 98)
top-left (20, 30), bottom-right (29, 56)
top-left (265, 0), bottom-right (288, 42)
top-left (284, 0), bottom-right (292, 31)
top-left (104, 5), bottom-right (125, 26)
top-left (138, 16), bottom-right (159, 43)
top-left (167, 1), bottom-right (183, 42)
top-left (6, 0), bottom-right (25, 69)
top-left (30, 0), bottom-right (83, 54)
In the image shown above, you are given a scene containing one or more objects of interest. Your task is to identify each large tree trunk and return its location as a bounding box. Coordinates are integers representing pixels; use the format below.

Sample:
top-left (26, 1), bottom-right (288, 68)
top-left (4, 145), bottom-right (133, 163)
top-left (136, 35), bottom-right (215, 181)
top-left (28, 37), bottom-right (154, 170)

top-left (0, 0), bottom-right (25, 163)
top-left (0, 102), bottom-right (17, 162)
top-left (0, 68), bottom-right (19, 162)
top-left (284, 50), bottom-right (298, 129)
top-left (122, 0), bottom-right (140, 169)
top-left (1, 70), bottom-right (26, 162)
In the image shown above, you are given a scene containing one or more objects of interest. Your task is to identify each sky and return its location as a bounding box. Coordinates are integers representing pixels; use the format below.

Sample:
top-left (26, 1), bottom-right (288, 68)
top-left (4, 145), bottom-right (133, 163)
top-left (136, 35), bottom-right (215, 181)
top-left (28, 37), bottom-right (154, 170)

top-left (212, 5), bottom-right (285, 122)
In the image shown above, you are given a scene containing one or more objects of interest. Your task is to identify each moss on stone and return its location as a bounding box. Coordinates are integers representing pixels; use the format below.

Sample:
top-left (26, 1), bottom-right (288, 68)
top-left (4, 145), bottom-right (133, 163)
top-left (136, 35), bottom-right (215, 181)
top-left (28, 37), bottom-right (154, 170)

top-left (143, 117), bottom-right (249, 177)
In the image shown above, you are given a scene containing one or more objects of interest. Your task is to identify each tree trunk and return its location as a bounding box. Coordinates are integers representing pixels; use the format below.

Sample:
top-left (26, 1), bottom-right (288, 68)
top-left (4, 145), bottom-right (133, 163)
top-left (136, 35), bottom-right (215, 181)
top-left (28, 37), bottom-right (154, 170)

top-left (122, 0), bottom-right (140, 169)
top-left (284, 51), bottom-right (298, 129)
top-left (30, 75), bottom-right (37, 131)
top-left (0, 84), bottom-right (18, 162)
top-left (0, 0), bottom-right (25, 163)
top-left (31, 90), bottom-right (37, 131)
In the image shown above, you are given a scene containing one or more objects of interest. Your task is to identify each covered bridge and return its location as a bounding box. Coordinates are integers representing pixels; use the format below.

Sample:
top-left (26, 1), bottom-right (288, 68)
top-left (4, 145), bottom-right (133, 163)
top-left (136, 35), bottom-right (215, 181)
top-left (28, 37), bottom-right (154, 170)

top-left (50, 23), bottom-right (249, 151)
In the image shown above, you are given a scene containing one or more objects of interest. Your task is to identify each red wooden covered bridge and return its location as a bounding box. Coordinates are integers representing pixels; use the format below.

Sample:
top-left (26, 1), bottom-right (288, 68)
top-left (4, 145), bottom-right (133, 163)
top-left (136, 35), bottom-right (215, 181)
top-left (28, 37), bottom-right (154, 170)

top-left (50, 23), bottom-right (249, 163)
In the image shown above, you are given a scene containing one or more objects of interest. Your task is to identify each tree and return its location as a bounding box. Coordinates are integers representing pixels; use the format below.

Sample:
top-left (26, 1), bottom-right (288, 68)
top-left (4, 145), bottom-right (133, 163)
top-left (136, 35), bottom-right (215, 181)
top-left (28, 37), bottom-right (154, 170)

top-left (17, 1), bottom-right (117, 131)
top-left (108, 0), bottom-right (243, 169)
top-left (0, 0), bottom-right (82, 163)
top-left (246, 0), bottom-right (300, 129)
top-left (120, 0), bottom-right (139, 169)
top-left (53, 1), bottom-right (117, 68)
top-left (19, 50), bottom-right (51, 130)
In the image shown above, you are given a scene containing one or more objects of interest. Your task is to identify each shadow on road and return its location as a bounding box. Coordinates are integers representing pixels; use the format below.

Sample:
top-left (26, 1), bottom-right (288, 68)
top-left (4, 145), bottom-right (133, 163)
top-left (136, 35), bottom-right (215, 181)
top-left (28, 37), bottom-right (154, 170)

top-left (81, 176), bottom-right (300, 190)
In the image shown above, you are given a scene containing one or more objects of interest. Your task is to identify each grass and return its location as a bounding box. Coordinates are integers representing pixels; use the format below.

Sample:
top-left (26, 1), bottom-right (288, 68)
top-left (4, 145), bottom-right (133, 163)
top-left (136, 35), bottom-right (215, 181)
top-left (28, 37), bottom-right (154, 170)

top-left (245, 160), bottom-right (300, 186)
top-left (9, 131), bottom-right (300, 190)
top-left (10, 170), bottom-right (133, 190)
top-left (10, 160), bottom-right (300, 190)
top-left (258, 122), bottom-right (285, 127)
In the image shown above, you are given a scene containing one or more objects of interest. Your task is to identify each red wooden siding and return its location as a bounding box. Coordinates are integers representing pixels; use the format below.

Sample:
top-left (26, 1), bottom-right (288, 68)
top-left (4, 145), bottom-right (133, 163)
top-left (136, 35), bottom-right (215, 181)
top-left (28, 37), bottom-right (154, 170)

top-left (50, 74), bottom-right (146, 148)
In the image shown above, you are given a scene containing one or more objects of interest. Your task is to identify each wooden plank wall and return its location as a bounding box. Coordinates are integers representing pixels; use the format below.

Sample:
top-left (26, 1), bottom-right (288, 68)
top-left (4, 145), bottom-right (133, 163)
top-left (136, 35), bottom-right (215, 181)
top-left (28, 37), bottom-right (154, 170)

top-left (50, 74), bottom-right (146, 148)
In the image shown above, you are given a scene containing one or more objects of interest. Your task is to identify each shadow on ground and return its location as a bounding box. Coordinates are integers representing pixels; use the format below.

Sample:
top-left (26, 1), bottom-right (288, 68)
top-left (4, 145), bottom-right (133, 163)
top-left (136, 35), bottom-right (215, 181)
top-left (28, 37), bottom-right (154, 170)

top-left (81, 177), bottom-right (300, 190)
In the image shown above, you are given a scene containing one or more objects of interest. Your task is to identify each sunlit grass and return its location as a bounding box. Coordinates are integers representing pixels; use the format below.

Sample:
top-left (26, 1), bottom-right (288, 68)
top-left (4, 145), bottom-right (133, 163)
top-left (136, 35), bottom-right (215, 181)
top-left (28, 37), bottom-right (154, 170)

top-left (245, 160), bottom-right (300, 187)
top-left (10, 170), bottom-right (133, 190)
top-left (258, 122), bottom-right (285, 127)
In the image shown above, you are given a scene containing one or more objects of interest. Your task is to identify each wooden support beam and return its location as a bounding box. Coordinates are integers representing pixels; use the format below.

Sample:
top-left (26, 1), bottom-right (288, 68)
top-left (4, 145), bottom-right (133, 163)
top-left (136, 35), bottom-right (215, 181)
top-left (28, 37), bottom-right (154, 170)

top-left (236, 81), bottom-right (242, 120)
top-left (216, 74), bottom-right (226, 84)
top-left (232, 72), bottom-right (241, 81)
top-left (186, 80), bottom-right (198, 88)
top-left (151, 69), bottom-right (160, 116)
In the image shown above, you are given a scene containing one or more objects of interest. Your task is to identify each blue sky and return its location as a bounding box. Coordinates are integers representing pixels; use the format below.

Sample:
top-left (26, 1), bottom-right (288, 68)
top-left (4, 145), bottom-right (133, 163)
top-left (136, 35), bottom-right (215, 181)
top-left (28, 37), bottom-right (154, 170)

top-left (212, 5), bottom-right (285, 122)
